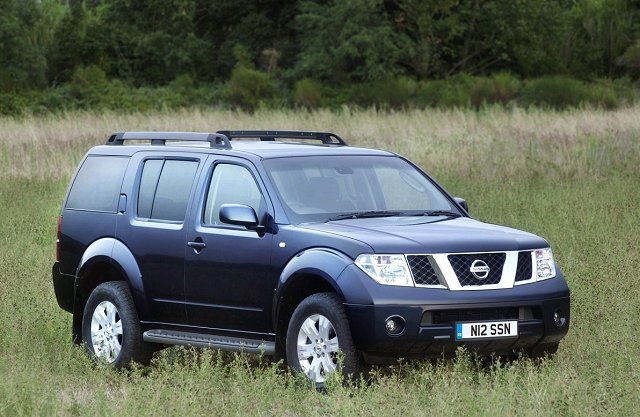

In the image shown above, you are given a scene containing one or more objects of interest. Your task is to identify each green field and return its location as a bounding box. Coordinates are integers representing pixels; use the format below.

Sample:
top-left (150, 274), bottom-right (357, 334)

top-left (1, 107), bottom-right (639, 416)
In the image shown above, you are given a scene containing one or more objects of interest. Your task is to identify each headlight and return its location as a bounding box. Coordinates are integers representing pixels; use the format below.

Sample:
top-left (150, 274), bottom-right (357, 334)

top-left (534, 248), bottom-right (556, 280)
top-left (355, 254), bottom-right (414, 287)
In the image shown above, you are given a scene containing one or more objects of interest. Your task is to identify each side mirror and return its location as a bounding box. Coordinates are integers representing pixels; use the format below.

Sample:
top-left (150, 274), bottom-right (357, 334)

top-left (453, 197), bottom-right (469, 213)
top-left (219, 204), bottom-right (259, 228)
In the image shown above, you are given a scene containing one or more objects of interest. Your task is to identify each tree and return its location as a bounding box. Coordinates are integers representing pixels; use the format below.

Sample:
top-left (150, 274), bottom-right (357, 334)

top-left (567, 0), bottom-right (638, 78)
top-left (0, 0), bottom-right (49, 91)
top-left (295, 0), bottom-right (412, 82)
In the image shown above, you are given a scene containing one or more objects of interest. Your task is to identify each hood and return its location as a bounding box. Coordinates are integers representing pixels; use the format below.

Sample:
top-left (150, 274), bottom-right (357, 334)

top-left (299, 216), bottom-right (548, 254)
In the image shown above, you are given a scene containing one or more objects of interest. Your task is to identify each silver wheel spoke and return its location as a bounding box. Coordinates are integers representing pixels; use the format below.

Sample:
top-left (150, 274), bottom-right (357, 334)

top-left (94, 307), bottom-right (108, 327)
top-left (112, 320), bottom-right (123, 336)
top-left (93, 332), bottom-right (106, 344)
top-left (298, 343), bottom-right (316, 360)
top-left (296, 313), bottom-right (340, 384)
top-left (317, 316), bottom-right (331, 340)
top-left (301, 318), bottom-right (320, 340)
top-left (90, 301), bottom-right (122, 363)
top-left (105, 302), bottom-right (117, 325)
top-left (321, 355), bottom-right (337, 374)
top-left (307, 356), bottom-right (322, 381)
top-left (326, 337), bottom-right (339, 353)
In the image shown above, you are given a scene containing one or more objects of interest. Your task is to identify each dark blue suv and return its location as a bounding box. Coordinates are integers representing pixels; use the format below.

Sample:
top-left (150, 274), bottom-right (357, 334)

top-left (52, 131), bottom-right (570, 384)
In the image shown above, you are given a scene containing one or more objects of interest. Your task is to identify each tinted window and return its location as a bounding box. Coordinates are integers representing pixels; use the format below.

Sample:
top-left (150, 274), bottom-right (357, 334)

top-left (137, 159), bottom-right (163, 218)
top-left (203, 164), bottom-right (262, 226)
top-left (66, 156), bottom-right (129, 212)
top-left (137, 159), bottom-right (198, 222)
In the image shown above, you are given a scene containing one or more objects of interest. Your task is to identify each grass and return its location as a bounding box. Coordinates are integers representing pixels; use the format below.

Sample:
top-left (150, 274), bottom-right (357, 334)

top-left (0, 107), bottom-right (639, 416)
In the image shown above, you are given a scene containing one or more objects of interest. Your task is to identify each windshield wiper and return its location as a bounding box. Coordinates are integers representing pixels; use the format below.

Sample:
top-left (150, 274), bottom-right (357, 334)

top-left (326, 211), bottom-right (402, 221)
top-left (405, 210), bottom-right (462, 218)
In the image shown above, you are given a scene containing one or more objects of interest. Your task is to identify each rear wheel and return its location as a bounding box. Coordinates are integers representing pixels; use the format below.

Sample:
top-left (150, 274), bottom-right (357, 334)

top-left (285, 293), bottom-right (358, 385)
top-left (82, 281), bottom-right (153, 368)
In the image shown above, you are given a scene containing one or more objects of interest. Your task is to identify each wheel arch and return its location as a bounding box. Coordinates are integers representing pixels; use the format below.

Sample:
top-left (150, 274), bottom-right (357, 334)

top-left (272, 248), bottom-right (353, 355)
top-left (72, 238), bottom-right (147, 343)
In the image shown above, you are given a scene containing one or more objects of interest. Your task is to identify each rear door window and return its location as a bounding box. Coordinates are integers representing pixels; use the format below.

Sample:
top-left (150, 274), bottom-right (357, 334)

top-left (137, 159), bottom-right (198, 222)
top-left (66, 156), bottom-right (129, 212)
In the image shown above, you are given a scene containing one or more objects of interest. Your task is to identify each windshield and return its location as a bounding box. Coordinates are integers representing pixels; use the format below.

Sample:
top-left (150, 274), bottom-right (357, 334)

top-left (263, 155), bottom-right (460, 224)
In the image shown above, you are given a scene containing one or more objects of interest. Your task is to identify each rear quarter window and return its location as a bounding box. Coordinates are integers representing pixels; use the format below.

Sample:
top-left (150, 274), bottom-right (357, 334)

top-left (66, 156), bottom-right (129, 212)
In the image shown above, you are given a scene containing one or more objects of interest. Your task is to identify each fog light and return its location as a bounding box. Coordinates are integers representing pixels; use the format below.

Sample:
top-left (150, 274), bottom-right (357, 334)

top-left (385, 316), bottom-right (406, 335)
top-left (553, 310), bottom-right (567, 328)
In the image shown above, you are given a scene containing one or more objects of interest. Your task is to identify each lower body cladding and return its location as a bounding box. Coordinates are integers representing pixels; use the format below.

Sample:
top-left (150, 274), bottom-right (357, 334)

top-left (346, 297), bottom-right (570, 363)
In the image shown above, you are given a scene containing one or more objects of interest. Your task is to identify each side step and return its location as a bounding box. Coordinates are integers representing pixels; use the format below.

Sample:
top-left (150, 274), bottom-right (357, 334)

top-left (143, 329), bottom-right (275, 355)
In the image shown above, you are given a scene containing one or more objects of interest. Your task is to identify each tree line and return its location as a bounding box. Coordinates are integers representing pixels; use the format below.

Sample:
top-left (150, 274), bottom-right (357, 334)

top-left (1, 0), bottom-right (639, 113)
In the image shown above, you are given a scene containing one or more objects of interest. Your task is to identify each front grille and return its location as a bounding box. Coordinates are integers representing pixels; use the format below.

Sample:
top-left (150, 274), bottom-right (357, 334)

top-left (423, 307), bottom-right (520, 325)
top-left (448, 253), bottom-right (505, 286)
top-left (515, 251), bottom-right (533, 282)
top-left (407, 255), bottom-right (440, 286)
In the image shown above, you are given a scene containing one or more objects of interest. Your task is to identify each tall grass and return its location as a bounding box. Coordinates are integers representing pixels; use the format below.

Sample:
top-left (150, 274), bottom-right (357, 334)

top-left (0, 107), bottom-right (639, 416)
top-left (1, 106), bottom-right (639, 180)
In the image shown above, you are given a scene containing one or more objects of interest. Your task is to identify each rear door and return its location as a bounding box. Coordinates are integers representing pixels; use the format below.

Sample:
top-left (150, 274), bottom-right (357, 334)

top-left (184, 157), bottom-right (277, 334)
top-left (117, 151), bottom-right (204, 324)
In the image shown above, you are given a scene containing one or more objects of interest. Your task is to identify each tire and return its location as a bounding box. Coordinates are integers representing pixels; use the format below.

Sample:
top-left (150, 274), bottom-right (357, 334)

top-left (82, 281), bottom-right (153, 368)
top-left (285, 293), bottom-right (359, 385)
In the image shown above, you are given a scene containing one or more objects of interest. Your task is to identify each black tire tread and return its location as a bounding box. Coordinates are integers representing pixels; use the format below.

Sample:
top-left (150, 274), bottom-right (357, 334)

top-left (285, 292), bottom-right (359, 384)
top-left (82, 281), bottom-right (153, 368)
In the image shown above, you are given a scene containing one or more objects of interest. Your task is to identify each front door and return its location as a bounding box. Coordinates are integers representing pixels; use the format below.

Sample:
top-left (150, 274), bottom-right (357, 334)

top-left (184, 159), bottom-right (276, 334)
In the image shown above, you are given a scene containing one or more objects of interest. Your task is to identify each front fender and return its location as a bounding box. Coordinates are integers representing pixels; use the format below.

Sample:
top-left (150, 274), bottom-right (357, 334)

top-left (272, 247), bottom-right (353, 323)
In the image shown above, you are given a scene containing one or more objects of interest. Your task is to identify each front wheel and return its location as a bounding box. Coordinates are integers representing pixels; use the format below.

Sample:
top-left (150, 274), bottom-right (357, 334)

top-left (285, 293), bottom-right (359, 385)
top-left (82, 281), bottom-right (152, 368)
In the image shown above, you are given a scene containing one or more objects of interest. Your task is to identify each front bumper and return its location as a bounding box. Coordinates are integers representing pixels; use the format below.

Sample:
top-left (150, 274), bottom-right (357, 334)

top-left (339, 265), bottom-right (570, 362)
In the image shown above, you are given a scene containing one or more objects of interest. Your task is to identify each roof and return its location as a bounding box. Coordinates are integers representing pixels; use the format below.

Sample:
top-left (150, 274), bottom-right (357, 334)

top-left (89, 131), bottom-right (395, 160)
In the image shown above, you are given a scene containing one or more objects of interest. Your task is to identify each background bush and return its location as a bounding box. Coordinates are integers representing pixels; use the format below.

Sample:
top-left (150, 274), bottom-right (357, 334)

top-left (349, 77), bottom-right (417, 109)
top-left (519, 76), bottom-right (618, 109)
top-left (294, 78), bottom-right (323, 108)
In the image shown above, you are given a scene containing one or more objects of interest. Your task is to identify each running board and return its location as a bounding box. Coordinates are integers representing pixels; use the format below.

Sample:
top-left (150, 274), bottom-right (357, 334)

top-left (143, 329), bottom-right (275, 355)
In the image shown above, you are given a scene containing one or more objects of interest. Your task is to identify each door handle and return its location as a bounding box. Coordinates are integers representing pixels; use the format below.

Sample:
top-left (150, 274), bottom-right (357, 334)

top-left (187, 239), bottom-right (206, 252)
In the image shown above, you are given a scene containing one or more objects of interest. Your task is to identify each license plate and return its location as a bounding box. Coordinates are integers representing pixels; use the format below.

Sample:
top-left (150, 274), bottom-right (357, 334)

top-left (455, 320), bottom-right (518, 340)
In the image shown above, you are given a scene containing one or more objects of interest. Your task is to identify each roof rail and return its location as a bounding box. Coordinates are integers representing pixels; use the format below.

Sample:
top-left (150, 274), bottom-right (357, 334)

top-left (216, 130), bottom-right (347, 146)
top-left (106, 131), bottom-right (232, 149)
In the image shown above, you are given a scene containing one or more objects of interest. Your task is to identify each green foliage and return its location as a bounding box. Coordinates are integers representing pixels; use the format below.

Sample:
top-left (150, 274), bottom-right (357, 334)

top-left (232, 44), bottom-right (255, 70)
top-left (1, 0), bottom-right (639, 112)
top-left (520, 76), bottom-right (619, 109)
top-left (226, 62), bottom-right (275, 111)
top-left (294, 78), bottom-right (323, 108)
top-left (477, 0), bottom-right (569, 77)
top-left (0, 0), bottom-right (49, 91)
top-left (0, 93), bottom-right (28, 115)
top-left (469, 73), bottom-right (521, 107)
top-left (616, 41), bottom-right (640, 78)
top-left (295, 0), bottom-right (412, 82)
top-left (567, 0), bottom-right (636, 77)
top-left (349, 77), bottom-right (417, 109)
top-left (393, 0), bottom-right (463, 78)
top-left (416, 76), bottom-right (473, 108)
